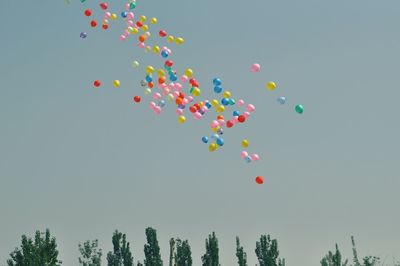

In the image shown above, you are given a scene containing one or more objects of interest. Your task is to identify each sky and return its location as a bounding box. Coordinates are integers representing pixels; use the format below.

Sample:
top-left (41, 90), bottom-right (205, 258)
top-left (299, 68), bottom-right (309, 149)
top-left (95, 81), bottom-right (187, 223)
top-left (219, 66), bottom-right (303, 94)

top-left (0, 0), bottom-right (399, 265)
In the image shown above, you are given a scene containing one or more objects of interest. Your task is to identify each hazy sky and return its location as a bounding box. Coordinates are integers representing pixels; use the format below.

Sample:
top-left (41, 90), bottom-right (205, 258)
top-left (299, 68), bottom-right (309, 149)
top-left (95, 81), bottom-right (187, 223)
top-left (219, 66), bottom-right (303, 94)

top-left (1, 0), bottom-right (399, 265)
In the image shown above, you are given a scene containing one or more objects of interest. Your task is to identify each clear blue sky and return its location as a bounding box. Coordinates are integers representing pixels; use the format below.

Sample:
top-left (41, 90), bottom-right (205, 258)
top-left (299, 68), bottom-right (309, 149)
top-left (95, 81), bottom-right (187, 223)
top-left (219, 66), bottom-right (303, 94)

top-left (1, 0), bottom-right (399, 265)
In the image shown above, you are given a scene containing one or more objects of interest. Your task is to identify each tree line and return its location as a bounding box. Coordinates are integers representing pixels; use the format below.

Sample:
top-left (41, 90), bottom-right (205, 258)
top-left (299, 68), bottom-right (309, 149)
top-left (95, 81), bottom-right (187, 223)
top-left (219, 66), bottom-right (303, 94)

top-left (5, 228), bottom-right (399, 266)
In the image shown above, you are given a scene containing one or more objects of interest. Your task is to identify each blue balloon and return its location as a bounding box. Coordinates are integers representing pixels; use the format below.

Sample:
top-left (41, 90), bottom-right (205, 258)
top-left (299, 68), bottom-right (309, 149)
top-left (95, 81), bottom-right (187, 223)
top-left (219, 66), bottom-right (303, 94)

top-left (178, 104), bottom-right (186, 109)
top-left (213, 78), bottom-right (222, 86)
top-left (145, 75), bottom-right (152, 83)
top-left (80, 32), bottom-right (87, 38)
top-left (198, 108), bottom-right (205, 115)
top-left (202, 136), bottom-right (209, 143)
top-left (216, 138), bottom-right (224, 146)
top-left (170, 74), bottom-right (178, 81)
top-left (221, 98), bottom-right (230, 106)
top-left (233, 110), bottom-right (240, 116)
top-left (158, 100), bottom-right (166, 108)
top-left (121, 11), bottom-right (128, 18)
top-left (161, 50), bottom-right (169, 58)
top-left (277, 96), bottom-right (286, 105)
top-left (245, 156), bottom-right (252, 163)
top-left (205, 101), bottom-right (212, 109)
top-left (214, 86), bottom-right (223, 94)
top-left (211, 134), bottom-right (220, 140)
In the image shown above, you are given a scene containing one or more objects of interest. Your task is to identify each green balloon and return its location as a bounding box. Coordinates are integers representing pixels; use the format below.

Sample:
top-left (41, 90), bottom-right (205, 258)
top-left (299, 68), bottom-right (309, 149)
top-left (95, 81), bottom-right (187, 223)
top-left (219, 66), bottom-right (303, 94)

top-left (130, 2), bottom-right (136, 9)
top-left (295, 104), bottom-right (304, 114)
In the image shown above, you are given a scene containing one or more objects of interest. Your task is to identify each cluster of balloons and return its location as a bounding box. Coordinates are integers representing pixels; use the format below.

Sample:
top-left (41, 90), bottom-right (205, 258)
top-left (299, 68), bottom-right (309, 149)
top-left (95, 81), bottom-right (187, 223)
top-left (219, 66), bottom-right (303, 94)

top-left (76, 0), bottom-right (305, 185)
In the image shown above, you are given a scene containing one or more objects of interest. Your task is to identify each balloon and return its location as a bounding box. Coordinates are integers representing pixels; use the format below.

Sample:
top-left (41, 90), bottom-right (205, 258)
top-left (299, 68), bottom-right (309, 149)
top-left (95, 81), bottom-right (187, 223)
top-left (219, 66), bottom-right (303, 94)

top-left (214, 86), bottom-right (223, 94)
top-left (213, 78), bottom-right (222, 86)
top-left (139, 15), bottom-right (147, 22)
top-left (111, 13), bottom-right (117, 20)
top-left (140, 80), bottom-right (147, 87)
top-left (295, 104), bottom-right (304, 114)
top-left (247, 104), bottom-right (255, 112)
top-left (266, 81), bottom-right (277, 91)
top-left (80, 32), bottom-right (88, 38)
top-left (251, 63), bottom-right (261, 73)
top-left (176, 37), bottom-right (184, 45)
top-left (178, 115), bottom-right (186, 124)
top-left (221, 98), bottom-right (230, 106)
top-left (144, 88), bottom-right (152, 95)
top-left (176, 109), bottom-right (184, 116)
top-left (277, 96), bottom-right (286, 105)
top-left (119, 35), bottom-right (126, 41)
top-left (99, 2), bottom-right (108, 10)
top-left (233, 110), bottom-right (240, 116)
top-left (132, 60), bottom-right (140, 68)
top-left (240, 151), bottom-right (248, 158)
top-left (228, 98), bottom-right (236, 105)
top-left (154, 106), bottom-right (161, 114)
top-left (223, 91), bottom-right (231, 98)
top-left (245, 156), bottom-right (252, 163)
top-left (251, 154), bottom-right (260, 162)
top-left (216, 105), bottom-right (225, 113)
top-left (133, 96), bottom-right (141, 103)
top-left (209, 143), bottom-right (217, 152)
top-left (226, 120), bottom-right (234, 128)
top-left (185, 68), bottom-right (194, 78)
top-left (243, 111), bottom-right (250, 118)
top-left (159, 30), bottom-right (167, 37)
top-left (241, 139), bottom-right (249, 148)
top-left (153, 92), bottom-right (161, 100)
top-left (150, 17), bottom-right (158, 24)
top-left (84, 9), bottom-right (92, 17)
top-left (191, 87), bottom-right (201, 97)
top-left (217, 128), bottom-right (224, 135)
top-left (102, 23), bottom-right (109, 30)
top-left (158, 100), bottom-right (166, 108)
top-left (167, 35), bottom-right (174, 42)
top-left (216, 138), bottom-right (224, 146)
top-left (113, 80), bottom-right (120, 88)
top-left (202, 136), bottom-right (209, 144)
top-left (161, 50), bottom-right (169, 58)
top-left (93, 80), bottom-right (101, 87)
top-left (129, 1), bottom-right (136, 9)
top-left (238, 115), bottom-right (246, 123)
top-left (255, 176), bottom-right (264, 184)
top-left (146, 65), bottom-right (155, 74)
top-left (90, 20), bottom-right (97, 27)
top-left (237, 99), bottom-right (245, 106)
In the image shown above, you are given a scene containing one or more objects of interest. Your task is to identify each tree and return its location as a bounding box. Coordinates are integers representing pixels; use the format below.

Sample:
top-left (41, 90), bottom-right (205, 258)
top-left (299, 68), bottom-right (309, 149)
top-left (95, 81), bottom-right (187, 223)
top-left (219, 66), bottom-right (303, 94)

top-left (175, 239), bottom-right (192, 266)
top-left (201, 232), bottom-right (220, 266)
top-left (255, 235), bottom-right (285, 266)
top-left (235, 236), bottom-right (247, 266)
top-left (320, 244), bottom-right (348, 266)
top-left (144, 227), bottom-right (163, 266)
top-left (7, 229), bottom-right (62, 266)
top-left (107, 230), bottom-right (133, 266)
top-left (78, 240), bottom-right (102, 266)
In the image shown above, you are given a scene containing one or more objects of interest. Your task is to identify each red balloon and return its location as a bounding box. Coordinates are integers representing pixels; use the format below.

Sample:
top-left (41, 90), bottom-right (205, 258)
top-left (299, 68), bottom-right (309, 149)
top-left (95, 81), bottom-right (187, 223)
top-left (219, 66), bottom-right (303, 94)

top-left (189, 106), bottom-right (197, 113)
top-left (84, 9), bottom-right (92, 16)
top-left (159, 30), bottom-right (167, 37)
top-left (148, 81), bottom-right (154, 88)
top-left (93, 80), bottom-right (101, 87)
top-left (102, 24), bottom-right (109, 30)
top-left (99, 2), bottom-right (108, 10)
top-left (158, 76), bottom-right (166, 84)
top-left (179, 92), bottom-right (185, 98)
top-left (138, 35), bottom-right (146, 43)
top-left (133, 96), bottom-right (141, 103)
top-left (226, 120), bottom-right (234, 128)
top-left (136, 21), bottom-right (143, 27)
top-left (255, 176), bottom-right (264, 185)
top-left (90, 20), bottom-right (97, 27)
top-left (165, 60), bottom-right (174, 67)
top-left (238, 115), bottom-right (246, 123)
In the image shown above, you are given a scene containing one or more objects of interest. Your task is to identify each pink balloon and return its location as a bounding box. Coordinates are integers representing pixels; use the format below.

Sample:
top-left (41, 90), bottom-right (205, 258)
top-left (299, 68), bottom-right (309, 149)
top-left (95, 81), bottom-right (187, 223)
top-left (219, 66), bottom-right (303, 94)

top-left (187, 96), bottom-right (194, 102)
top-left (251, 154), bottom-right (260, 161)
top-left (211, 120), bottom-right (219, 128)
top-left (176, 109), bottom-right (184, 115)
top-left (162, 88), bottom-right (170, 95)
top-left (251, 63), bottom-right (261, 73)
top-left (194, 112), bottom-right (202, 119)
top-left (149, 102), bottom-right (156, 109)
top-left (127, 20), bottom-right (134, 27)
top-left (119, 35), bottom-right (126, 41)
top-left (240, 151), bottom-right (248, 159)
top-left (174, 83), bottom-right (183, 91)
top-left (247, 104), bottom-right (256, 112)
top-left (218, 119), bottom-right (225, 126)
top-left (183, 98), bottom-right (189, 105)
top-left (138, 42), bottom-right (145, 48)
top-left (237, 99), bottom-right (245, 106)
top-left (104, 12), bottom-right (111, 18)
top-left (154, 106), bottom-right (161, 115)
top-left (180, 75), bottom-right (189, 82)
top-left (153, 92), bottom-right (162, 100)
top-left (125, 3), bottom-right (130, 10)
top-left (127, 12), bottom-right (134, 19)
top-left (243, 111), bottom-right (250, 118)
top-left (173, 91), bottom-right (180, 98)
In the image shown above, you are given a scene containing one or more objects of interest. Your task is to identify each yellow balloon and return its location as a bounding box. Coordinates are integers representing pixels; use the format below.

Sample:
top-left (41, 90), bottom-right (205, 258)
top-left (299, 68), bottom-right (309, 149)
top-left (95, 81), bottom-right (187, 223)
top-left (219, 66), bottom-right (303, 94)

top-left (113, 80), bottom-right (120, 88)
top-left (175, 37), bottom-right (184, 45)
top-left (216, 105), bottom-right (225, 113)
top-left (223, 91), bottom-right (231, 98)
top-left (167, 35), bottom-right (174, 43)
top-left (211, 99), bottom-right (219, 107)
top-left (157, 69), bottom-right (165, 77)
top-left (153, 45), bottom-right (160, 54)
top-left (145, 46), bottom-right (151, 53)
top-left (146, 65), bottom-right (155, 74)
top-left (150, 17), bottom-right (158, 24)
top-left (241, 139), bottom-right (249, 148)
top-left (167, 93), bottom-right (174, 101)
top-left (139, 15), bottom-right (147, 22)
top-left (185, 68), bottom-right (193, 78)
top-left (132, 28), bottom-right (139, 35)
top-left (266, 81), bottom-right (277, 90)
top-left (211, 126), bottom-right (220, 133)
top-left (141, 24), bottom-right (149, 32)
top-left (198, 101), bottom-right (204, 107)
top-left (209, 143), bottom-right (217, 152)
top-left (127, 27), bottom-right (134, 34)
top-left (111, 13), bottom-right (117, 20)
top-left (192, 87), bottom-right (201, 97)
top-left (144, 88), bottom-right (152, 95)
top-left (178, 115), bottom-right (186, 124)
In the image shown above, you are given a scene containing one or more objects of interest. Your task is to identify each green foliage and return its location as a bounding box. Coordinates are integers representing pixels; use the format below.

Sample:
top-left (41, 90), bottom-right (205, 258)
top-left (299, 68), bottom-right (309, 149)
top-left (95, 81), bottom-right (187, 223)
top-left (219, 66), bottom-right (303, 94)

top-left (107, 230), bottom-right (133, 266)
top-left (78, 240), bottom-right (102, 266)
top-left (320, 244), bottom-right (348, 266)
top-left (6, 229), bottom-right (62, 266)
top-left (144, 227), bottom-right (163, 266)
top-left (255, 235), bottom-right (285, 266)
top-left (175, 238), bottom-right (192, 266)
top-left (235, 237), bottom-right (247, 266)
top-left (201, 232), bottom-right (220, 266)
